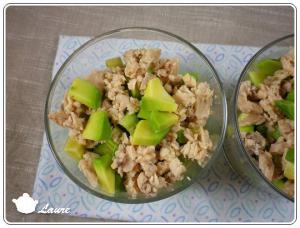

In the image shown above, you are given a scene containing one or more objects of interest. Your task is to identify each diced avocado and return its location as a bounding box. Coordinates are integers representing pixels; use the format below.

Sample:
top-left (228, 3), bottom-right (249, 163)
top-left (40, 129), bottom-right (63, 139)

top-left (238, 113), bottom-right (251, 125)
top-left (256, 59), bottom-right (282, 76)
top-left (141, 97), bottom-right (177, 113)
top-left (111, 127), bottom-right (122, 140)
top-left (269, 126), bottom-right (281, 141)
top-left (95, 140), bottom-right (118, 157)
top-left (226, 125), bottom-right (234, 138)
top-left (82, 111), bottom-right (112, 141)
top-left (141, 78), bottom-right (177, 112)
top-left (274, 100), bottom-right (294, 120)
top-left (286, 89), bottom-right (294, 102)
top-left (115, 174), bottom-right (125, 193)
top-left (179, 155), bottom-right (189, 166)
top-left (131, 120), bottom-right (169, 146)
top-left (130, 89), bottom-right (141, 99)
top-left (147, 66), bottom-right (155, 74)
top-left (271, 179), bottom-right (285, 189)
top-left (283, 161), bottom-right (294, 180)
top-left (285, 148), bottom-right (294, 163)
top-left (92, 155), bottom-right (115, 194)
top-left (184, 72), bottom-right (199, 81)
top-left (64, 137), bottom-right (85, 161)
top-left (105, 57), bottom-right (123, 68)
top-left (144, 78), bottom-right (176, 103)
top-left (255, 124), bottom-right (268, 137)
top-left (138, 107), bottom-right (151, 120)
top-left (249, 59), bottom-right (282, 86)
top-left (149, 111), bottom-right (179, 132)
top-left (68, 78), bottom-right (102, 109)
top-left (239, 125), bottom-right (254, 133)
top-left (119, 113), bottom-right (139, 135)
top-left (176, 130), bottom-right (187, 145)
top-left (238, 113), bottom-right (248, 121)
top-left (249, 71), bottom-right (267, 86)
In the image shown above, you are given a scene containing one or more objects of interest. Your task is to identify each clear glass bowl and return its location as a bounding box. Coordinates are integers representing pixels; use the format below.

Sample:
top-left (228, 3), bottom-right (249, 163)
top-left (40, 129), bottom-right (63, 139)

top-left (45, 27), bottom-right (227, 203)
top-left (223, 34), bottom-right (294, 202)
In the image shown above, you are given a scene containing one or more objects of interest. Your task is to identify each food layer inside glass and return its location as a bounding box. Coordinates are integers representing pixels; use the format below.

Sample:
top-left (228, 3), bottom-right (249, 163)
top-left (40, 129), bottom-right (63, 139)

top-left (237, 49), bottom-right (294, 197)
top-left (49, 48), bottom-right (215, 197)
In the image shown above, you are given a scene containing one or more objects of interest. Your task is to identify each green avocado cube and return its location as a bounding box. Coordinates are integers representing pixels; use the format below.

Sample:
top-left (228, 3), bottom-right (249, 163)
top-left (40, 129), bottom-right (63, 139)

top-left (249, 59), bottom-right (282, 86)
top-left (64, 137), bottom-right (85, 161)
top-left (271, 129), bottom-right (281, 141)
top-left (149, 111), bottom-right (178, 132)
top-left (115, 174), bottom-right (125, 193)
top-left (238, 113), bottom-right (248, 121)
top-left (256, 59), bottom-right (282, 76)
top-left (138, 107), bottom-right (151, 120)
top-left (239, 125), bottom-right (254, 133)
top-left (141, 78), bottom-right (177, 112)
top-left (284, 161), bottom-right (294, 180)
top-left (271, 179), bottom-right (285, 189)
top-left (105, 57), bottom-right (123, 68)
top-left (68, 78), bottom-right (102, 109)
top-left (249, 71), bottom-right (268, 86)
top-left (183, 72), bottom-right (200, 81)
top-left (176, 130), bottom-right (187, 145)
top-left (141, 97), bottom-right (177, 113)
top-left (268, 125), bottom-right (281, 141)
top-left (285, 148), bottom-right (294, 163)
top-left (274, 100), bottom-right (294, 120)
top-left (255, 124), bottom-right (268, 137)
top-left (119, 113), bottom-right (139, 135)
top-left (92, 155), bottom-right (115, 194)
top-left (82, 111), bottom-right (112, 141)
top-left (131, 120), bottom-right (169, 146)
top-left (147, 66), bottom-right (155, 74)
top-left (144, 78), bottom-right (175, 102)
top-left (130, 89), bottom-right (141, 99)
top-left (238, 113), bottom-right (251, 125)
top-left (111, 126), bottom-right (122, 140)
top-left (226, 126), bottom-right (234, 138)
top-left (95, 140), bottom-right (118, 157)
top-left (286, 90), bottom-right (294, 102)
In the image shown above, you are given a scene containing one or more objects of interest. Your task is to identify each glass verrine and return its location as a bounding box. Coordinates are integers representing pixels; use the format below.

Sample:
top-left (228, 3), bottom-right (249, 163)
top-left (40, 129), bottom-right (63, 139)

top-left (45, 27), bottom-right (227, 203)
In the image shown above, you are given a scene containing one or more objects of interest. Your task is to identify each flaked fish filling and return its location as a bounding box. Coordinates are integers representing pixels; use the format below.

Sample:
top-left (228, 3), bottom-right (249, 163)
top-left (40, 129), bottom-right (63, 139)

top-left (238, 50), bottom-right (294, 197)
top-left (49, 48), bottom-right (214, 197)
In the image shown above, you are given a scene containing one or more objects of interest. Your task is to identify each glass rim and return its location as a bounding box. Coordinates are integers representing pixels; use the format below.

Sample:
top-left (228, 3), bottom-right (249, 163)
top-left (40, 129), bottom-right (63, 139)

top-left (44, 26), bottom-right (228, 203)
top-left (233, 34), bottom-right (294, 202)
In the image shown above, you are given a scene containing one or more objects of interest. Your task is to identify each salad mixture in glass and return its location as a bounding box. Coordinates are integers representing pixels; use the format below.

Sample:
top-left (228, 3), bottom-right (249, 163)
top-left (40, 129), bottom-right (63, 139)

top-left (237, 50), bottom-right (294, 197)
top-left (49, 48), bottom-right (215, 197)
